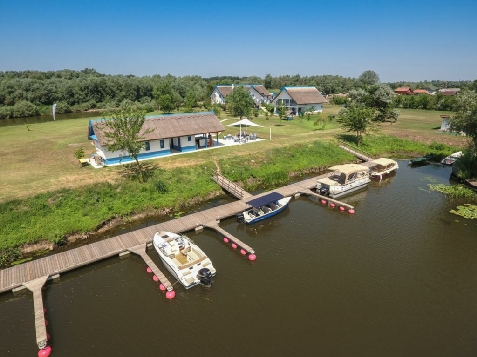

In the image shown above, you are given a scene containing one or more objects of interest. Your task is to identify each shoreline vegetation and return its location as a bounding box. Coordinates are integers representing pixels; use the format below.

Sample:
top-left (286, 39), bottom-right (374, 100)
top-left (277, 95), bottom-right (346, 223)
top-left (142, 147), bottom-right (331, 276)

top-left (0, 105), bottom-right (469, 267)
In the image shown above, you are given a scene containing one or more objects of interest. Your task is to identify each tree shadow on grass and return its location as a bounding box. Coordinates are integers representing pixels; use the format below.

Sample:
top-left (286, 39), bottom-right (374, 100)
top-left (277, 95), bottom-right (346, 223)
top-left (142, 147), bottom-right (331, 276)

top-left (118, 162), bottom-right (158, 182)
top-left (336, 134), bottom-right (359, 145)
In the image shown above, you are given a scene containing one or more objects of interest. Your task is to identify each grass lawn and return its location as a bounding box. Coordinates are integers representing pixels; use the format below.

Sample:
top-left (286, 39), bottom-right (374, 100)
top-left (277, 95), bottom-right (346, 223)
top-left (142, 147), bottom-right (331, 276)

top-left (0, 105), bottom-right (467, 203)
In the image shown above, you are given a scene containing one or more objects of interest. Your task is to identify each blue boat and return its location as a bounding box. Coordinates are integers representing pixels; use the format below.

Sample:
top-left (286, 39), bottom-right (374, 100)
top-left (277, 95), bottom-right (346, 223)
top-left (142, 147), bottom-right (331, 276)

top-left (237, 192), bottom-right (291, 224)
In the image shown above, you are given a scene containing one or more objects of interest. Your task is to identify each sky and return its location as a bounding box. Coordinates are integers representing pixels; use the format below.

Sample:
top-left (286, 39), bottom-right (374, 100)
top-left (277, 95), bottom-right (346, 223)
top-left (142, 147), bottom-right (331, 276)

top-left (1, 0), bottom-right (476, 82)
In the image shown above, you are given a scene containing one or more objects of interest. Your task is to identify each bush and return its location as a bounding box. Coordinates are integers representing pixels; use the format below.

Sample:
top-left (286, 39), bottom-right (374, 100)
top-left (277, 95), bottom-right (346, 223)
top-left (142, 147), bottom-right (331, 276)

top-left (12, 100), bottom-right (39, 117)
top-left (332, 96), bottom-right (348, 105)
top-left (74, 147), bottom-right (85, 159)
top-left (0, 105), bottom-right (14, 119)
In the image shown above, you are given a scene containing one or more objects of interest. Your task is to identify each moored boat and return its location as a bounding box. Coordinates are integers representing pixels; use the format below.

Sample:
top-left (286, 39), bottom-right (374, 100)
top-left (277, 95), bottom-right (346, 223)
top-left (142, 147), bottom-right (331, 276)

top-left (153, 231), bottom-right (216, 289)
top-left (441, 151), bottom-right (463, 166)
top-left (237, 192), bottom-right (291, 224)
top-left (316, 164), bottom-right (370, 198)
top-left (369, 158), bottom-right (399, 179)
top-left (409, 153), bottom-right (435, 166)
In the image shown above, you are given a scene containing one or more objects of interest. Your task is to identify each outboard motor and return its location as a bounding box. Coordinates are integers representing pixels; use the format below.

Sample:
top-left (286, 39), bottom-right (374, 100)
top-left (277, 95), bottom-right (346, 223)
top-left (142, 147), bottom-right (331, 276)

top-left (237, 213), bottom-right (245, 223)
top-left (197, 268), bottom-right (213, 287)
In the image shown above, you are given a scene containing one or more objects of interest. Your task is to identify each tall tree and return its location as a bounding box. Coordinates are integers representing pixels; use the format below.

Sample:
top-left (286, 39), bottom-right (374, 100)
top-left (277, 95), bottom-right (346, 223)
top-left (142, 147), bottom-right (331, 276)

top-left (337, 103), bottom-right (375, 145)
top-left (98, 104), bottom-right (151, 181)
top-left (451, 89), bottom-right (477, 146)
top-left (226, 86), bottom-right (254, 119)
top-left (358, 70), bottom-right (380, 86)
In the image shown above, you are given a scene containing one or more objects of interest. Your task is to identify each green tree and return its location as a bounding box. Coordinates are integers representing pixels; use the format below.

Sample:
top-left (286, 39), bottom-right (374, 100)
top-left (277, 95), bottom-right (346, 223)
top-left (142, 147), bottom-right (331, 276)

top-left (226, 86), bottom-right (254, 118)
top-left (276, 103), bottom-right (287, 120)
top-left (98, 104), bottom-right (151, 181)
top-left (212, 104), bottom-right (222, 118)
top-left (451, 89), bottom-right (477, 146)
top-left (358, 70), bottom-right (380, 86)
top-left (337, 103), bottom-right (375, 145)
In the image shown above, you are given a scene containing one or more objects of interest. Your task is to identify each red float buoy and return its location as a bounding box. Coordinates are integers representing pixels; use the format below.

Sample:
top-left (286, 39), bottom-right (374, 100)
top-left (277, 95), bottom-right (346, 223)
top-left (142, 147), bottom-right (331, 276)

top-left (348, 209), bottom-right (355, 214)
top-left (339, 206), bottom-right (345, 212)
top-left (146, 267), bottom-right (152, 273)
top-left (38, 346), bottom-right (52, 357)
top-left (231, 243), bottom-right (238, 249)
top-left (165, 290), bottom-right (176, 299)
top-left (223, 237), bottom-right (230, 243)
top-left (46, 333), bottom-right (51, 341)
top-left (321, 199), bottom-right (326, 205)
top-left (248, 254), bottom-right (257, 261)
top-left (330, 203), bottom-right (335, 208)
top-left (159, 284), bottom-right (166, 291)
top-left (45, 319), bottom-right (48, 327)
top-left (153, 275), bottom-right (159, 282)
top-left (43, 307), bottom-right (47, 314)
top-left (240, 249), bottom-right (246, 255)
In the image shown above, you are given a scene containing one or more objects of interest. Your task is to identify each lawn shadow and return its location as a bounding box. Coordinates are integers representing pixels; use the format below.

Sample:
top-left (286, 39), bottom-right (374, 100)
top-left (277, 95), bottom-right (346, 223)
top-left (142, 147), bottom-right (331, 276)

top-left (336, 134), bottom-right (359, 145)
top-left (119, 162), bottom-right (158, 182)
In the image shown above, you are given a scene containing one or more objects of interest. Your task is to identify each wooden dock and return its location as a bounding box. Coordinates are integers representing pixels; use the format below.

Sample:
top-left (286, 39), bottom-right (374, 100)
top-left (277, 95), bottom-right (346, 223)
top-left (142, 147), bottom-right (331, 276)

top-left (23, 276), bottom-right (49, 349)
top-left (128, 244), bottom-right (173, 291)
top-left (0, 168), bottom-right (360, 352)
top-left (212, 172), bottom-right (252, 200)
top-left (339, 144), bottom-right (372, 162)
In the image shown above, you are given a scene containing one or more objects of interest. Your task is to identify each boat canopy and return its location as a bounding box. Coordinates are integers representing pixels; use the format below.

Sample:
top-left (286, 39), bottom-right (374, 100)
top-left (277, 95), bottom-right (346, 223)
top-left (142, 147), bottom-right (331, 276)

top-left (246, 192), bottom-right (284, 208)
top-left (371, 158), bottom-right (396, 167)
top-left (328, 164), bottom-right (369, 174)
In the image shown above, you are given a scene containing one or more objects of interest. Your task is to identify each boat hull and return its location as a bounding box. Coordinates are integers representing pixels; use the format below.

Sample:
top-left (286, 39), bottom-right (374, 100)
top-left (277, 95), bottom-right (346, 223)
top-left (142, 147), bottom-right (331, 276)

top-left (239, 196), bottom-right (291, 224)
top-left (328, 180), bottom-right (370, 198)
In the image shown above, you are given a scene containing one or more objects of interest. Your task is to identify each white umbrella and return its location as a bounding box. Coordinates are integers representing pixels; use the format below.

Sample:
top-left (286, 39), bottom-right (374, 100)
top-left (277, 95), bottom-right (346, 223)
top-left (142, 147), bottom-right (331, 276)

top-left (227, 118), bottom-right (263, 141)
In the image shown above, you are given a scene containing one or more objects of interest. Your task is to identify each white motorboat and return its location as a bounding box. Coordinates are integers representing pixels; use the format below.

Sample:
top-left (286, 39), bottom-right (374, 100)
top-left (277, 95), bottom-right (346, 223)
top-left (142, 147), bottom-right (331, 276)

top-left (152, 231), bottom-right (216, 289)
top-left (369, 158), bottom-right (399, 179)
top-left (237, 192), bottom-right (291, 224)
top-left (316, 164), bottom-right (370, 198)
top-left (441, 151), bottom-right (463, 166)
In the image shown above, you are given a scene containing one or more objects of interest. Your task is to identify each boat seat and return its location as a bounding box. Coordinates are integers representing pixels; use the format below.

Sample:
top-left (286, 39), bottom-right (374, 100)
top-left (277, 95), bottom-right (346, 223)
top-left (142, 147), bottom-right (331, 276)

top-left (185, 276), bottom-right (195, 285)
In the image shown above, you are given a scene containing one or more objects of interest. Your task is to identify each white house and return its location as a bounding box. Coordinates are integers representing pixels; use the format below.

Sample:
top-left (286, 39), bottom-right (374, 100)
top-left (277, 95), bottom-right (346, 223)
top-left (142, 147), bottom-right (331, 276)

top-left (210, 85), bottom-right (272, 106)
top-left (88, 112), bottom-right (225, 166)
top-left (272, 86), bottom-right (328, 115)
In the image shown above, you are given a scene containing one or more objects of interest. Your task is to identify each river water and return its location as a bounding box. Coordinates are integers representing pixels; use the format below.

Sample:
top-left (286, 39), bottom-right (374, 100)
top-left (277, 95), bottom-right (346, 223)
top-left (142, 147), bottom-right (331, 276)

top-left (0, 111), bottom-right (102, 127)
top-left (1, 161), bottom-right (477, 357)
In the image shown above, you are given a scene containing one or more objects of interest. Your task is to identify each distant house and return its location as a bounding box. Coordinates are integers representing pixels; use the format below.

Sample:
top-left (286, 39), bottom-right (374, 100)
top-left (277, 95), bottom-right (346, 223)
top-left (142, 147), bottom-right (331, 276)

top-left (395, 87), bottom-right (413, 95)
top-left (413, 89), bottom-right (430, 95)
top-left (272, 86), bottom-right (328, 115)
top-left (439, 88), bottom-right (461, 96)
top-left (210, 84), bottom-right (272, 106)
top-left (88, 112), bottom-right (225, 166)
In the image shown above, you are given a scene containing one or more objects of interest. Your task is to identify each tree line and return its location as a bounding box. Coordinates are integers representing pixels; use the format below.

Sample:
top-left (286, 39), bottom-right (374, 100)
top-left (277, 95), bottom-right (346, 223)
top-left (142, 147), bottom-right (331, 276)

top-left (0, 68), bottom-right (476, 119)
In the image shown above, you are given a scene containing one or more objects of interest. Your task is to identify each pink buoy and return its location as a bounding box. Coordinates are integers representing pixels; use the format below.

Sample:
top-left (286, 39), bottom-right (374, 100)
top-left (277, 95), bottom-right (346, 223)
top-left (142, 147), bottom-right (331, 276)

top-left (159, 284), bottom-right (166, 291)
top-left (165, 290), bottom-right (176, 299)
top-left (45, 319), bottom-right (49, 327)
top-left (240, 249), bottom-right (246, 255)
top-left (43, 307), bottom-right (47, 314)
top-left (223, 237), bottom-right (230, 243)
top-left (348, 209), bottom-right (355, 214)
top-left (46, 333), bottom-right (51, 341)
top-left (248, 254), bottom-right (257, 261)
top-left (339, 206), bottom-right (345, 212)
top-left (321, 199), bottom-right (326, 205)
top-left (330, 203), bottom-right (335, 208)
top-left (231, 243), bottom-right (238, 249)
top-left (153, 275), bottom-right (159, 282)
top-left (146, 267), bottom-right (152, 273)
top-left (38, 346), bottom-right (52, 357)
